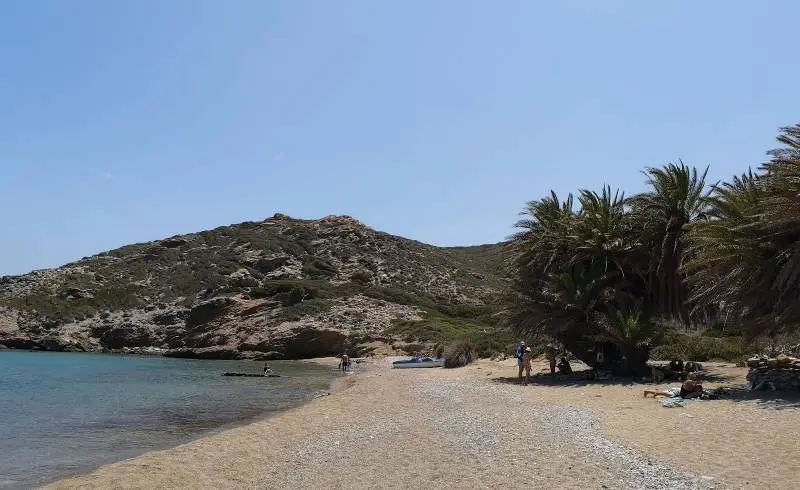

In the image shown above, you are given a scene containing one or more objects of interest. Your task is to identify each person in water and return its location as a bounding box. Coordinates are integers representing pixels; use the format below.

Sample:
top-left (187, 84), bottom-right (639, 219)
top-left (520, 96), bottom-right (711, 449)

top-left (338, 353), bottom-right (350, 372)
top-left (643, 373), bottom-right (703, 398)
top-left (263, 363), bottom-right (273, 376)
top-left (522, 347), bottom-right (533, 385)
top-left (515, 341), bottom-right (526, 381)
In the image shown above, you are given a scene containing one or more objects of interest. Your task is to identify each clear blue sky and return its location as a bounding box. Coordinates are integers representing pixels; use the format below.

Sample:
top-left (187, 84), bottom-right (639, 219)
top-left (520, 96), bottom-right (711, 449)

top-left (2, 1), bottom-right (799, 276)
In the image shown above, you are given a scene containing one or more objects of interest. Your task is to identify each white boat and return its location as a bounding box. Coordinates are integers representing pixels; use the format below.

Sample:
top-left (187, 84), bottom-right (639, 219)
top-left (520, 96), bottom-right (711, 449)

top-left (391, 357), bottom-right (444, 369)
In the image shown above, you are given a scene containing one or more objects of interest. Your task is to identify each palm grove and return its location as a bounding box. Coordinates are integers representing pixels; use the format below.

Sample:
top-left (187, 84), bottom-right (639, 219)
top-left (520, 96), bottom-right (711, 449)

top-left (503, 124), bottom-right (800, 375)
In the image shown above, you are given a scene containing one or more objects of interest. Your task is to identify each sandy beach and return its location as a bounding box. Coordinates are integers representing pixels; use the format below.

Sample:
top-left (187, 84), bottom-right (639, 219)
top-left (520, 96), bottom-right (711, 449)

top-left (48, 357), bottom-right (800, 489)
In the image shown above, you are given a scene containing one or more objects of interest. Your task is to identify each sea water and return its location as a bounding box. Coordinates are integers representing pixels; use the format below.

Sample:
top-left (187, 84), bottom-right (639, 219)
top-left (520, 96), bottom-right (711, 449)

top-left (0, 351), bottom-right (338, 488)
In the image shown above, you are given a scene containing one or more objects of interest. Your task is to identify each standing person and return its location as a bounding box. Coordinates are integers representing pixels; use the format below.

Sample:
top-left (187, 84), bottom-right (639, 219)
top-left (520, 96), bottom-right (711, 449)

top-left (544, 343), bottom-right (558, 374)
top-left (522, 347), bottom-right (533, 386)
top-left (515, 341), bottom-right (526, 382)
top-left (339, 353), bottom-right (350, 372)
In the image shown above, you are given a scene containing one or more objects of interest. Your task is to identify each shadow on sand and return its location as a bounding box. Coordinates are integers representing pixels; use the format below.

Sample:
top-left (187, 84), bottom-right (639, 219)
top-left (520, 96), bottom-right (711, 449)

top-left (493, 369), bottom-right (737, 387)
top-left (720, 386), bottom-right (800, 411)
top-left (492, 369), bottom-right (800, 410)
top-left (491, 369), bottom-right (640, 387)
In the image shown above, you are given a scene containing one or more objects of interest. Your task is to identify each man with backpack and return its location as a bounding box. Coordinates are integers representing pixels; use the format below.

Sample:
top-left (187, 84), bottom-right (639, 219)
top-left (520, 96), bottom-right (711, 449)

top-left (515, 341), bottom-right (526, 382)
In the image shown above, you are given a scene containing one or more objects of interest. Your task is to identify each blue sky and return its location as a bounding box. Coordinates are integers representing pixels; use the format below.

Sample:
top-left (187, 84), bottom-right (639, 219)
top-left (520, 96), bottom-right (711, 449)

top-left (2, 1), bottom-right (799, 276)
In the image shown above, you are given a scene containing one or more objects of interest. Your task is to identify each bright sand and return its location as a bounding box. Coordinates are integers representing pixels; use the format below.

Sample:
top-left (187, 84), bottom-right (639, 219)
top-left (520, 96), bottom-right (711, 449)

top-left (48, 357), bottom-right (800, 489)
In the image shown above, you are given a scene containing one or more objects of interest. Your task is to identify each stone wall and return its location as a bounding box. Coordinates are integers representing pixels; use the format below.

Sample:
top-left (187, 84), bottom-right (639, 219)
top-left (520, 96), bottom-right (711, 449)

top-left (746, 356), bottom-right (800, 391)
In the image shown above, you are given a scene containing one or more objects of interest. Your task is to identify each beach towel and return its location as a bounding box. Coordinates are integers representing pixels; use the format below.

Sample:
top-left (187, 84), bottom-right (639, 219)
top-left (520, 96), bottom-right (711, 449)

top-left (660, 395), bottom-right (710, 408)
top-left (661, 396), bottom-right (685, 408)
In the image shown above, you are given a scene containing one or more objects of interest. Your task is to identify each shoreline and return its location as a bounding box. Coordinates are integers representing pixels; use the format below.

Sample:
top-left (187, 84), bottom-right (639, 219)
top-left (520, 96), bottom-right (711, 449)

top-left (46, 357), bottom-right (372, 489)
top-left (42, 356), bottom-right (365, 489)
top-left (0, 345), bottom-right (365, 362)
top-left (0, 352), bottom-right (346, 490)
top-left (41, 356), bottom-right (350, 489)
top-left (47, 357), bottom-right (800, 489)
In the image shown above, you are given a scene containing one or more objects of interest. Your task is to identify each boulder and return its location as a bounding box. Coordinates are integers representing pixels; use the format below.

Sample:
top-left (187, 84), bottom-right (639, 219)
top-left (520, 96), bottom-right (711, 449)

top-left (240, 350), bottom-right (285, 360)
top-left (270, 327), bottom-right (347, 358)
top-left (164, 346), bottom-right (242, 360)
top-left (151, 309), bottom-right (188, 326)
top-left (92, 323), bottom-right (155, 349)
top-left (186, 297), bottom-right (235, 329)
top-left (39, 337), bottom-right (69, 352)
top-left (228, 268), bottom-right (259, 288)
top-left (37, 336), bottom-right (92, 352)
top-left (252, 255), bottom-right (292, 273)
top-left (0, 337), bottom-right (37, 350)
top-left (160, 237), bottom-right (188, 248)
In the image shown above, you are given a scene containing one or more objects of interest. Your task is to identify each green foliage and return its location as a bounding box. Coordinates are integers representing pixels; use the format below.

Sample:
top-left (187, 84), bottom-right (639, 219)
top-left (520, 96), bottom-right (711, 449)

top-left (387, 309), bottom-right (509, 359)
top-left (685, 125), bottom-right (800, 338)
top-left (701, 321), bottom-right (746, 338)
top-left (443, 340), bottom-right (476, 368)
top-left (275, 298), bottom-right (334, 322)
top-left (2, 212), bottom-right (506, 355)
top-left (6, 285), bottom-right (143, 323)
top-left (505, 123), bottom-right (800, 371)
top-left (93, 285), bottom-right (145, 310)
top-left (302, 257), bottom-right (337, 279)
top-left (398, 343), bottom-right (428, 355)
top-left (349, 269), bottom-right (373, 283)
top-left (650, 332), bottom-right (746, 362)
top-left (361, 286), bottom-right (431, 307)
top-left (600, 306), bottom-right (662, 350)
top-left (261, 279), bottom-right (359, 302)
top-left (630, 162), bottom-right (710, 322)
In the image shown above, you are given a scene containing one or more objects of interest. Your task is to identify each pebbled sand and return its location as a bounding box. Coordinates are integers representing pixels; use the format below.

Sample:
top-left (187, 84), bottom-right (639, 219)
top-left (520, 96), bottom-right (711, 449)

top-left (48, 358), bottom-right (800, 489)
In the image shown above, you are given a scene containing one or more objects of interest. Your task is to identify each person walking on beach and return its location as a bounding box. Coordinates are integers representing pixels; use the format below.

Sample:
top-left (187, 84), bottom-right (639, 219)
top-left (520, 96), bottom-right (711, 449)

top-left (522, 347), bottom-right (533, 385)
top-left (515, 341), bottom-right (526, 382)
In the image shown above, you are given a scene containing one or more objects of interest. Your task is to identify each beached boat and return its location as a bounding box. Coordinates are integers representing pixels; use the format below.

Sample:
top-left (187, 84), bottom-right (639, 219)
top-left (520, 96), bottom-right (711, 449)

top-left (391, 357), bottom-right (444, 369)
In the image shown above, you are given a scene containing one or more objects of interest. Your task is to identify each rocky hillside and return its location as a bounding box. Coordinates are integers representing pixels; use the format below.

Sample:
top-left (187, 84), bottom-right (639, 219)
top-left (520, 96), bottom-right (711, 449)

top-left (0, 214), bottom-right (508, 359)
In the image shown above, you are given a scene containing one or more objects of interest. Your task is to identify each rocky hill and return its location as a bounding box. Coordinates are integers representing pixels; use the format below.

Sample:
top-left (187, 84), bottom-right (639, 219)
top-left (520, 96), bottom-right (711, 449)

top-left (0, 214), bottom-right (508, 359)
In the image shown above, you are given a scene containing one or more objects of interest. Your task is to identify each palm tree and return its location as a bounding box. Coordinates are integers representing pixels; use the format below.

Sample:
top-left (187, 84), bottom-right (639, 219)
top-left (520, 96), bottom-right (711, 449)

top-left (505, 123), bottom-right (800, 371)
top-left (572, 186), bottom-right (635, 269)
top-left (686, 127), bottom-right (800, 339)
top-left (507, 191), bottom-right (576, 280)
top-left (748, 124), bottom-right (800, 334)
top-left (685, 169), bottom-right (766, 322)
top-left (505, 185), bottom-right (655, 372)
top-left (629, 162), bottom-right (710, 323)
top-left (599, 304), bottom-right (660, 375)
top-left (504, 191), bottom-right (580, 337)
top-left (503, 258), bottom-right (617, 366)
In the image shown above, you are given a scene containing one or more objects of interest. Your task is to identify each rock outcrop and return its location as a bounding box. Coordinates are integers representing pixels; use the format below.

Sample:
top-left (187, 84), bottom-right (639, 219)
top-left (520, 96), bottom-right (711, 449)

top-left (0, 214), bottom-right (506, 359)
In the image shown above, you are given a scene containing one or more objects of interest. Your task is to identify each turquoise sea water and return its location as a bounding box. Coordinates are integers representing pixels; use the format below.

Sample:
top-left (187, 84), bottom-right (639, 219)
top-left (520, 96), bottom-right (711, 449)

top-left (0, 351), bottom-right (337, 489)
